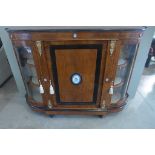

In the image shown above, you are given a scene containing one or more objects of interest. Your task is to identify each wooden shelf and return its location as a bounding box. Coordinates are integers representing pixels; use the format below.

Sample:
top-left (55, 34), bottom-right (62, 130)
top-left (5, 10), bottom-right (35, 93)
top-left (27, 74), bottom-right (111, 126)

top-left (27, 96), bottom-right (44, 108)
top-left (109, 95), bottom-right (128, 108)
top-left (114, 77), bottom-right (124, 88)
top-left (29, 78), bottom-right (39, 87)
top-left (117, 58), bottom-right (128, 68)
top-left (27, 58), bottom-right (34, 66)
top-left (27, 63), bottom-right (35, 68)
top-left (111, 93), bottom-right (121, 104)
top-left (28, 82), bottom-right (43, 103)
top-left (27, 63), bottom-right (37, 77)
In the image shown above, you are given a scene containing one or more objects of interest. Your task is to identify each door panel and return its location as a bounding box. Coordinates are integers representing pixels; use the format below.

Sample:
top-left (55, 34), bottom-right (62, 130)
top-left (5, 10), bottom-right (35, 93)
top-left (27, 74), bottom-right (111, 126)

top-left (44, 41), bottom-right (108, 108)
top-left (51, 44), bottom-right (102, 104)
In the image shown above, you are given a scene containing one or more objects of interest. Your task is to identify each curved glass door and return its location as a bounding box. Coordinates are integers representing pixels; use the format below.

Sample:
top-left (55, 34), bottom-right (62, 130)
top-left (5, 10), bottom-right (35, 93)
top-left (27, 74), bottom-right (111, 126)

top-left (14, 42), bottom-right (43, 103)
top-left (112, 42), bottom-right (138, 104)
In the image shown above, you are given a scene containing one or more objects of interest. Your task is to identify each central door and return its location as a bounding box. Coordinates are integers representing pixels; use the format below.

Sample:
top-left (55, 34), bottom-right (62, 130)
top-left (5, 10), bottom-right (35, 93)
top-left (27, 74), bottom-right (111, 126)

top-left (45, 41), bottom-right (107, 109)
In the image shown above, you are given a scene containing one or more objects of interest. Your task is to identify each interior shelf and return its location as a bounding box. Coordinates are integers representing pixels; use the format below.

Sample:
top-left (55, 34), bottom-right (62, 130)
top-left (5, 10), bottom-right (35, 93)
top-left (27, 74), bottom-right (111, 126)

top-left (27, 59), bottom-right (35, 66)
top-left (117, 58), bottom-right (128, 68)
top-left (28, 82), bottom-right (42, 102)
top-left (111, 93), bottom-right (121, 104)
top-left (29, 77), bottom-right (39, 87)
top-left (109, 95), bottom-right (128, 109)
top-left (114, 77), bottom-right (124, 88)
top-left (27, 63), bottom-right (37, 77)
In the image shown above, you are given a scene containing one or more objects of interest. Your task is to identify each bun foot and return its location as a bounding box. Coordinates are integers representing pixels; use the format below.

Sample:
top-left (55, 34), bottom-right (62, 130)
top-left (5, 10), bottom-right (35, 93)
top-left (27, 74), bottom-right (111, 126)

top-left (49, 115), bottom-right (54, 118)
top-left (98, 115), bottom-right (103, 118)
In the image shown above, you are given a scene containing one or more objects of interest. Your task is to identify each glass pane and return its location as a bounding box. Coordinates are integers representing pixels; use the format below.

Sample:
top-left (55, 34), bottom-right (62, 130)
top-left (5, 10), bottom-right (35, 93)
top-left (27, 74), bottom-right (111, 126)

top-left (14, 44), bottom-right (43, 103)
top-left (112, 43), bottom-right (137, 104)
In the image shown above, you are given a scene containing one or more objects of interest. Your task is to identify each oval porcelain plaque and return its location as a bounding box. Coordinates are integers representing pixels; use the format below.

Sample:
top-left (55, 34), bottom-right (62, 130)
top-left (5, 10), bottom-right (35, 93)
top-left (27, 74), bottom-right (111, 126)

top-left (71, 73), bottom-right (82, 85)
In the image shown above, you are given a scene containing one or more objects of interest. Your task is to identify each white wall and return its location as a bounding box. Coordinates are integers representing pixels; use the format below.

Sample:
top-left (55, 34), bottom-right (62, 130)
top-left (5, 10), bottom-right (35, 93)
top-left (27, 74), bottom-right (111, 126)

top-left (128, 27), bottom-right (155, 98)
top-left (0, 27), bottom-right (26, 96)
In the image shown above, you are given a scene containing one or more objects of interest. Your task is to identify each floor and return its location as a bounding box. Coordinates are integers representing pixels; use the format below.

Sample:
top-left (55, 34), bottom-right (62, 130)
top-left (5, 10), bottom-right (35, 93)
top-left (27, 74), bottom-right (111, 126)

top-left (0, 65), bottom-right (155, 129)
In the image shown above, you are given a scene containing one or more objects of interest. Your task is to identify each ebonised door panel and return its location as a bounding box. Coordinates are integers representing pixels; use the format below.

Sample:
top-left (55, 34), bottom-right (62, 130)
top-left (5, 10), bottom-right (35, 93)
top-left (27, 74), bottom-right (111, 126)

top-left (44, 41), bottom-right (108, 108)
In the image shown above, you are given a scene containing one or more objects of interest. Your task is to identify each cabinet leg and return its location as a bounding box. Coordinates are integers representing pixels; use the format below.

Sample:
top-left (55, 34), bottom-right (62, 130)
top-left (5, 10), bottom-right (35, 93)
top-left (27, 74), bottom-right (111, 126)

top-left (49, 115), bottom-right (54, 118)
top-left (98, 115), bottom-right (103, 118)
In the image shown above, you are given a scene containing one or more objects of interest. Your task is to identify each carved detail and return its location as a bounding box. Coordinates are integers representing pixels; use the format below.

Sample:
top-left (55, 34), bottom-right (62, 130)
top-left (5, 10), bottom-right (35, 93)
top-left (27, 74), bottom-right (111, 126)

top-left (101, 100), bottom-right (106, 109)
top-left (36, 41), bottom-right (42, 56)
top-left (110, 40), bottom-right (116, 56)
top-left (48, 100), bottom-right (53, 109)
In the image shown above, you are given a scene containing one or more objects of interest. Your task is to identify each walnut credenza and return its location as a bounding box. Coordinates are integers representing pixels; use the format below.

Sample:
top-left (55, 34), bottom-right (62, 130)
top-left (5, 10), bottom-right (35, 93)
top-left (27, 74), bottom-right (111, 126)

top-left (8, 28), bottom-right (144, 117)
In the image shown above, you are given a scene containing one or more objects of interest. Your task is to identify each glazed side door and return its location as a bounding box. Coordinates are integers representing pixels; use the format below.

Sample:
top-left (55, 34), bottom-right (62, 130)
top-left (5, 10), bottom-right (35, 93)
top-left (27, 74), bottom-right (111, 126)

top-left (11, 40), bottom-right (46, 107)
